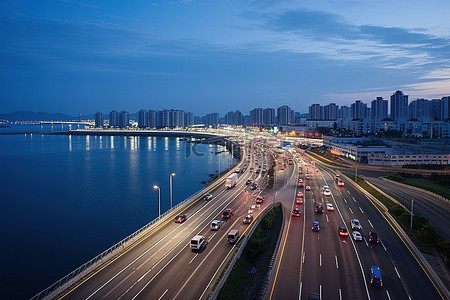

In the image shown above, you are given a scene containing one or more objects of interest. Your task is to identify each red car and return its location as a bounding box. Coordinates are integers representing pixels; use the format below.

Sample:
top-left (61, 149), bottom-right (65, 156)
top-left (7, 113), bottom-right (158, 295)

top-left (175, 214), bottom-right (187, 223)
top-left (222, 208), bottom-right (233, 219)
top-left (296, 198), bottom-right (303, 204)
top-left (298, 182), bottom-right (304, 187)
top-left (296, 192), bottom-right (303, 198)
top-left (338, 226), bottom-right (349, 236)
top-left (256, 196), bottom-right (264, 204)
top-left (305, 186), bottom-right (311, 191)
top-left (292, 207), bottom-right (301, 217)
top-left (337, 179), bottom-right (345, 187)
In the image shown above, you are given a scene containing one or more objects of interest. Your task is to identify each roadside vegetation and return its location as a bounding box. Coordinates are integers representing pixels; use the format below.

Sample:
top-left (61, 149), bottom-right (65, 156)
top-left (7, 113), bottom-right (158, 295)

top-left (386, 173), bottom-right (450, 200)
top-left (306, 148), bottom-right (344, 168)
top-left (344, 173), bottom-right (450, 268)
top-left (217, 205), bottom-right (282, 300)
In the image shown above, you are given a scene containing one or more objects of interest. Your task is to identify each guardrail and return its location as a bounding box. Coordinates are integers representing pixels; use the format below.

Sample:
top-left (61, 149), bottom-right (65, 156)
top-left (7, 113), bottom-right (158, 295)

top-left (208, 202), bottom-right (281, 300)
top-left (30, 142), bottom-right (244, 300)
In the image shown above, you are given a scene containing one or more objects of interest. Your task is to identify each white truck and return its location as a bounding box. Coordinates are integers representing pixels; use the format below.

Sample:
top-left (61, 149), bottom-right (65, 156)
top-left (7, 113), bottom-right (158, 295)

top-left (225, 173), bottom-right (238, 188)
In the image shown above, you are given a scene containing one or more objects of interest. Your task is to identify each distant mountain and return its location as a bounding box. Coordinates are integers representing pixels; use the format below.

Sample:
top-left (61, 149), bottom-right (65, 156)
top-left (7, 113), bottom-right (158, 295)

top-left (0, 111), bottom-right (77, 122)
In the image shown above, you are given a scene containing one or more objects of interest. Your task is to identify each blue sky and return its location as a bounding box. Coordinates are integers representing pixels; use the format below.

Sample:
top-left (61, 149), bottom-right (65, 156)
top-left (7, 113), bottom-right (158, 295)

top-left (1, 0), bottom-right (449, 116)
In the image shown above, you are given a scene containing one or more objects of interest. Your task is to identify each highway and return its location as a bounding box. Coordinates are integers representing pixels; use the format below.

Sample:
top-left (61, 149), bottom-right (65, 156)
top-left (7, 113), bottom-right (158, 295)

top-left (59, 143), bottom-right (274, 300)
top-left (269, 152), bottom-right (443, 300)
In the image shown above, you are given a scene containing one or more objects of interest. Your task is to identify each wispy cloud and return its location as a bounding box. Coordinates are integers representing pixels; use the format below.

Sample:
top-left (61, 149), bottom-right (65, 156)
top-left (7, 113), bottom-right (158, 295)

top-left (59, 0), bottom-right (100, 9)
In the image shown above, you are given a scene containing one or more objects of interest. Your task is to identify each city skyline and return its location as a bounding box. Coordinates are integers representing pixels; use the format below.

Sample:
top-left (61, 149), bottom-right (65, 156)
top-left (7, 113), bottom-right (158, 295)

top-left (1, 1), bottom-right (450, 115)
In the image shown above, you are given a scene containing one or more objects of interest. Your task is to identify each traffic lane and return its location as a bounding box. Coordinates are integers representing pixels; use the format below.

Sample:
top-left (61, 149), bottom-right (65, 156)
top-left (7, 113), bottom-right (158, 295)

top-left (339, 179), bottom-right (441, 299)
top-left (63, 173), bottom-right (253, 299)
top-left (367, 177), bottom-right (450, 240)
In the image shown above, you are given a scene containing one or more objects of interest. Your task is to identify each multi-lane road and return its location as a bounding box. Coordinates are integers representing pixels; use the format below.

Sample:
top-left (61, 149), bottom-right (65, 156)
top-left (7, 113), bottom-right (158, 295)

top-left (269, 153), bottom-right (443, 300)
top-left (54, 142), bottom-right (445, 300)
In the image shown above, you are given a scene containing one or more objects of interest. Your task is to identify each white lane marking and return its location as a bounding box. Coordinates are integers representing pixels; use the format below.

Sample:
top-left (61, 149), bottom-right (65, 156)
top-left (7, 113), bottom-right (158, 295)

top-left (394, 266), bottom-right (401, 278)
top-left (386, 290), bottom-right (391, 300)
top-left (158, 289), bottom-right (168, 300)
top-left (344, 198), bottom-right (348, 203)
top-left (320, 285), bottom-right (322, 299)
top-left (298, 282), bottom-right (303, 300)
top-left (364, 237), bottom-right (368, 247)
top-left (335, 255), bottom-right (339, 269)
top-left (209, 232), bottom-right (217, 241)
top-left (359, 207), bottom-right (364, 214)
top-left (303, 252), bottom-right (306, 264)
top-left (339, 288), bottom-right (342, 300)
top-left (320, 253), bottom-right (322, 267)
top-left (318, 234), bottom-right (320, 240)
top-left (312, 197), bottom-right (315, 203)
top-left (189, 253), bottom-right (198, 264)
top-left (347, 190), bottom-right (350, 194)
top-left (326, 214), bottom-right (329, 223)
top-left (368, 219), bottom-right (374, 228)
top-left (352, 197), bottom-right (356, 202)
top-left (349, 207), bottom-right (353, 214)
top-left (381, 240), bottom-right (387, 251)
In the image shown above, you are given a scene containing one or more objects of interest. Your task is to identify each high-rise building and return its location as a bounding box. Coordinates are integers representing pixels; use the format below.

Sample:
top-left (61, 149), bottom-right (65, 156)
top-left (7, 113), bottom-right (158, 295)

top-left (206, 113), bottom-right (219, 127)
top-left (109, 110), bottom-right (119, 128)
top-left (309, 104), bottom-right (322, 120)
top-left (338, 106), bottom-right (352, 120)
top-left (324, 103), bottom-right (338, 120)
top-left (119, 110), bottom-right (129, 128)
top-left (390, 90), bottom-right (408, 120)
top-left (351, 100), bottom-right (368, 119)
top-left (185, 112), bottom-right (194, 127)
top-left (138, 109), bottom-right (148, 128)
top-left (95, 112), bottom-right (104, 128)
top-left (225, 110), bottom-right (243, 125)
top-left (250, 108), bottom-right (264, 125)
top-left (263, 108), bottom-right (275, 125)
top-left (409, 99), bottom-right (431, 120)
top-left (440, 96), bottom-right (450, 121)
top-left (277, 105), bottom-right (293, 125)
top-left (371, 97), bottom-right (388, 120)
top-left (148, 110), bottom-right (157, 127)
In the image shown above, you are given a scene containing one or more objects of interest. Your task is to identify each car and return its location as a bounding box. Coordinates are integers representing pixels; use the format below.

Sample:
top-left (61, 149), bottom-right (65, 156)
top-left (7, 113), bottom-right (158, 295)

top-left (222, 208), bottom-right (233, 219)
top-left (315, 169), bottom-right (319, 172)
top-left (296, 198), bottom-right (303, 204)
top-left (292, 207), bottom-right (301, 217)
top-left (337, 179), bottom-right (345, 187)
top-left (338, 226), bottom-right (349, 236)
top-left (305, 175), bottom-right (310, 180)
top-left (326, 203), bottom-right (334, 211)
top-left (305, 186), bottom-right (311, 191)
top-left (243, 215), bottom-right (254, 224)
top-left (369, 265), bottom-right (383, 287)
top-left (175, 214), bottom-right (187, 223)
top-left (256, 196), bottom-right (264, 203)
top-left (312, 221), bottom-right (320, 231)
top-left (315, 203), bottom-right (324, 213)
top-left (335, 174), bottom-right (340, 180)
top-left (190, 235), bottom-right (206, 251)
top-left (245, 179), bottom-right (252, 185)
top-left (323, 188), bottom-right (331, 196)
top-left (298, 170), bottom-right (303, 174)
top-left (296, 192), bottom-right (303, 198)
top-left (298, 182), bottom-right (304, 187)
top-left (235, 168), bottom-right (240, 173)
top-left (308, 293), bottom-right (320, 300)
top-left (203, 193), bottom-right (213, 201)
top-left (351, 219), bottom-right (362, 230)
top-left (211, 220), bottom-right (224, 230)
top-left (352, 231), bottom-right (363, 241)
top-left (368, 232), bottom-right (380, 244)
top-left (251, 182), bottom-right (259, 190)
top-left (298, 178), bottom-right (303, 183)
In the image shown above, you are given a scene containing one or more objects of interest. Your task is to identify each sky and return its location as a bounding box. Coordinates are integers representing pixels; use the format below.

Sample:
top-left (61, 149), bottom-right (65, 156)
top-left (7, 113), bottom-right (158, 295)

top-left (1, 0), bottom-right (450, 116)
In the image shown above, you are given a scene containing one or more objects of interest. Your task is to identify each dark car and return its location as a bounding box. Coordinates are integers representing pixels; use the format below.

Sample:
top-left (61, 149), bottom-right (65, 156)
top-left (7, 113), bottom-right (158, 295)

top-left (312, 221), bottom-right (320, 231)
top-left (251, 182), bottom-right (258, 190)
top-left (369, 265), bottom-right (383, 287)
top-left (292, 207), bottom-right (301, 217)
top-left (203, 193), bottom-right (213, 201)
top-left (338, 226), bottom-right (349, 236)
top-left (243, 215), bottom-right (254, 224)
top-left (368, 232), bottom-right (380, 244)
top-left (245, 179), bottom-right (252, 185)
top-left (315, 203), bottom-right (324, 213)
top-left (175, 214), bottom-right (187, 223)
top-left (222, 208), bottom-right (233, 219)
top-left (256, 196), bottom-right (264, 204)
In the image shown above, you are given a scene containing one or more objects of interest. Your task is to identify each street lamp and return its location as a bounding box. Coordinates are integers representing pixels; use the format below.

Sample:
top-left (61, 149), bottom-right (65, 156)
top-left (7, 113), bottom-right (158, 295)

top-left (153, 185), bottom-right (161, 220)
top-left (170, 173), bottom-right (176, 209)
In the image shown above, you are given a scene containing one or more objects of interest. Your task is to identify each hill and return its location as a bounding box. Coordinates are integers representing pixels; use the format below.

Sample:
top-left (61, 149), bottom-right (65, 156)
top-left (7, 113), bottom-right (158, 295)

top-left (0, 111), bottom-right (77, 122)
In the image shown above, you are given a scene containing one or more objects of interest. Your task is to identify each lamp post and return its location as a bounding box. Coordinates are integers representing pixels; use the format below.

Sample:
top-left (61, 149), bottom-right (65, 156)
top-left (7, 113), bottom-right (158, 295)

top-left (153, 185), bottom-right (161, 220)
top-left (170, 173), bottom-right (176, 209)
top-left (410, 197), bottom-right (414, 231)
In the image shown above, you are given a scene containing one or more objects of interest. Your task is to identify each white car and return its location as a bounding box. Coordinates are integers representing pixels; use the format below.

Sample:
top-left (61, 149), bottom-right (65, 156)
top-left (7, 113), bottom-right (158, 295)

top-left (324, 188), bottom-right (331, 196)
top-left (351, 219), bottom-right (362, 230)
top-left (352, 231), bottom-right (363, 241)
top-left (326, 203), bottom-right (334, 211)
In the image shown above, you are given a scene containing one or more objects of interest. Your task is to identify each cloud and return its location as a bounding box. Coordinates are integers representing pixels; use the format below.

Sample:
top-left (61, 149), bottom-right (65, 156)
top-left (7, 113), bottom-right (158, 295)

top-left (59, 0), bottom-right (100, 9)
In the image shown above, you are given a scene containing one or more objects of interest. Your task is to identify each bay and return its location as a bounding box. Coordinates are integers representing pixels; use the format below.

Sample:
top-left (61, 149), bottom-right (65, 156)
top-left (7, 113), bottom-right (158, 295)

top-left (0, 131), bottom-right (236, 299)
